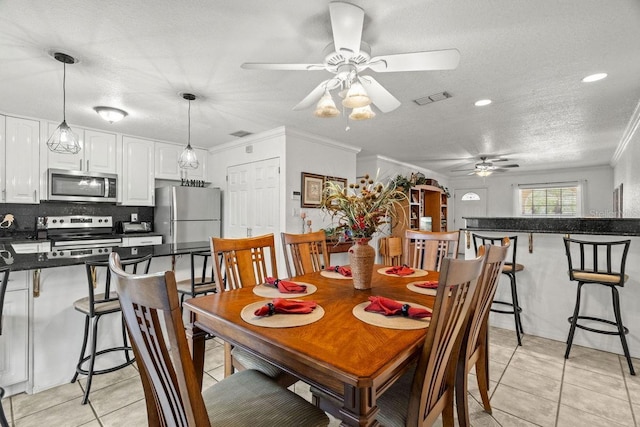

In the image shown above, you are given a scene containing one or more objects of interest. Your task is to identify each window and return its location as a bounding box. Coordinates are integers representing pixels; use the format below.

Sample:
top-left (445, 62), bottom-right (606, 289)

top-left (461, 192), bottom-right (481, 201)
top-left (516, 182), bottom-right (582, 217)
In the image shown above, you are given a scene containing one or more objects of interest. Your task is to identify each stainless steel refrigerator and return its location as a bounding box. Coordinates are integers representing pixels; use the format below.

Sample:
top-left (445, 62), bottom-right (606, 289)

top-left (154, 186), bottom-right (221, 244)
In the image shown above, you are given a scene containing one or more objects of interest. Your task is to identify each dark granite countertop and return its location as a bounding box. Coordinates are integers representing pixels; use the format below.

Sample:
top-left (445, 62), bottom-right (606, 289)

top-left (0, 241), bottom-right (210, 271)
top-left (463, 217), bottom-right (640, 236)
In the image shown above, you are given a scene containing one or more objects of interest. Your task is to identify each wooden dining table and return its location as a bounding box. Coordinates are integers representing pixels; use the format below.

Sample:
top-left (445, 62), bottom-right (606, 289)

top-left (184, 265), bottom-right (439, 427)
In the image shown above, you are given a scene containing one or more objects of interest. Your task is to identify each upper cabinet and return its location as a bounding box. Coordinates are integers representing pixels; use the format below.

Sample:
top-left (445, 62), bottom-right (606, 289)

top-left (46, 123), bottom-right (117, 174)
top-left (3, 116), bottom-right (40, 204)
top-left (154, 141), bottom-right (208, 182)
top-left (121, 136), bottom-right (155, 206)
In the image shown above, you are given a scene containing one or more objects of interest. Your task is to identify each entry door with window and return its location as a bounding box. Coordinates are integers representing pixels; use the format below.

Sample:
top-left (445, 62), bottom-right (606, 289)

top-left (453, 188), bottom-right (487, 254)
top-left (227, 158), bottom-right (280, 239)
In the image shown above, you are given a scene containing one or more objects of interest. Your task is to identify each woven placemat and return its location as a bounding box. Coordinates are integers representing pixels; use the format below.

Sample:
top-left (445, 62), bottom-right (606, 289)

top-left (407, 281), bottom-right (438, 296)
top-left (320, 270), bottom-right (352, 280)
top-left (377, 267), bottom-right (429, 278)
top-left (241, 300), bottom-right (325, 328)
top-left (252, 282), bottom-right (317, 299)
top-left (352, 301), bottom-right (431, 330)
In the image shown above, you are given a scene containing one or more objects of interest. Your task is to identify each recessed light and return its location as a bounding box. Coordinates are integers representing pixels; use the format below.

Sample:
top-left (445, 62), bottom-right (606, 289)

top-left (474, 99), bottom-right (492, 107)
top-left (582, 73), bottom-right (607, 83)
top-left (94, 106), bottom-right (128, 123)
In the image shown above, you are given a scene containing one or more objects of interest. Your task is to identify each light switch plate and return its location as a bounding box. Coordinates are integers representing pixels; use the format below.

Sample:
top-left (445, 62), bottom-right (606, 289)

top-left (131, 213), bottom-right (138, 222)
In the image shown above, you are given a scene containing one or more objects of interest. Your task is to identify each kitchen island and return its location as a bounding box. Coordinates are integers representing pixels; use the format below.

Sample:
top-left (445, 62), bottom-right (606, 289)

top-left (0, 240), bottom-right (212, 397)
top-left (463, 217), bottom-right (640, 361)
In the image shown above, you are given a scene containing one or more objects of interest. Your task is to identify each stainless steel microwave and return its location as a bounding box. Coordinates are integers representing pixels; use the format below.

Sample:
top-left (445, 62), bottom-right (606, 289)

top-left (48, 169), bottom-right (117, 202)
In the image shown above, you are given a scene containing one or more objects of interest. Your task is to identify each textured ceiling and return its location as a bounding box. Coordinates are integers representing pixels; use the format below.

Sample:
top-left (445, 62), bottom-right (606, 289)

top-left (1, 0), bottom-right (639, 175)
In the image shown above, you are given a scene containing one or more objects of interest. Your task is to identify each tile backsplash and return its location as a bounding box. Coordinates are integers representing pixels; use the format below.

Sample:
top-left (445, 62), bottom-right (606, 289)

top-left (0, 202), bottom-right (153, 239)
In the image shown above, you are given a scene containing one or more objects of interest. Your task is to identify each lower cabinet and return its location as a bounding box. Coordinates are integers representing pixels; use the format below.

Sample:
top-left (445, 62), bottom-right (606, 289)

top-left (0, 271), bottom-right (29, 394)
top-left (121, 235), bottom-right (163, 247)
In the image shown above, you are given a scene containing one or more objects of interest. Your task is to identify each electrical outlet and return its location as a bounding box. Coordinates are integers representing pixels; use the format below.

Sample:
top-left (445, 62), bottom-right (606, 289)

top-left (131, 213), bottom-right (138, 222)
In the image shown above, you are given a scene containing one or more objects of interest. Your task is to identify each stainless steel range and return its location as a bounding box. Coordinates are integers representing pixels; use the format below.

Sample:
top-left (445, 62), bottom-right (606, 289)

top-left (46, 215), bottom-right (122, 256)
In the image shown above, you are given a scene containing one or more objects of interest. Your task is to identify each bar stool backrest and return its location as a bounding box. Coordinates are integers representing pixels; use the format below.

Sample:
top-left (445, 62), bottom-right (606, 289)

top-left (472, 233), bottom-right (518, 267)
top-left (0, 266), bottom-right (9, 335)
top-left (84, 255), bottom-right (153, 317)
top-left (563, 237), bottom-right (631, 286)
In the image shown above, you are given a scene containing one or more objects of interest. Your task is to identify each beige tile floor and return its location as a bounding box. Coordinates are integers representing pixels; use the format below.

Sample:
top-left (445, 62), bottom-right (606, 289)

top-left (2, 326), bottom-right (639, 427)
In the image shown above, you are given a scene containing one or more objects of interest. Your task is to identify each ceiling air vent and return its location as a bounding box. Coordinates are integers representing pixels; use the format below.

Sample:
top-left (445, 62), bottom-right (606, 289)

top-left (230, 130), bottom-right (253, 138)
top-left (414, 91), bottom-right (451, 106)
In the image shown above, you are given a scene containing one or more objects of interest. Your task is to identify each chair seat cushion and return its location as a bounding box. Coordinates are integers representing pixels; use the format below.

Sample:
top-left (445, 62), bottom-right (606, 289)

top-left (176, 278), bottom-right (216, 295)
top-left (231, 347), bottom-right (288, 379)
top-left (502, 263), bottom-right (524, 273)
top-left (375, 367), bottom-right (414, 427)
top-left (571, 270), bottom-right (628, 284)
top-left (205, 369), bottom-right (329, 426)
top-left (73, 292), bottom-right (121, 315)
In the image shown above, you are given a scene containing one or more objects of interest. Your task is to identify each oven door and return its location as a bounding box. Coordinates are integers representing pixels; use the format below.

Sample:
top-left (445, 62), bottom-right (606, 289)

top-left (48, 169), bottom-right (117, 202)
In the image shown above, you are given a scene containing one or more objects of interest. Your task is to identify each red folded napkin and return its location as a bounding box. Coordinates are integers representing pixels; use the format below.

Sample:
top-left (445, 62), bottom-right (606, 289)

top-left (254, 298), bottom-right (317, 316)
top-left (326, 265), bottom-right (352, 277)
top-left (265, 277), bottom-right (307, 293)
top-left (414, 280), bottom-right (439, 289)
top-left (364, 296), bottom-right (431, 319)
top-left (385, 265), bottom-right (415, 276)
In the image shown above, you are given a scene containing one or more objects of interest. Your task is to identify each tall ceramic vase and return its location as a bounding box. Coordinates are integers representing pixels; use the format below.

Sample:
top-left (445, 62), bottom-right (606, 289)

top-left (349, 238), bottom-right (375, 290)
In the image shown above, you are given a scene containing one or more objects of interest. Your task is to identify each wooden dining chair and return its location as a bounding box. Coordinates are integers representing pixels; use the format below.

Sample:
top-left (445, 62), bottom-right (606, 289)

top-left (373, 250), bottom-right (485, 427)
top-left (379, 236), bottom-right (403, 266)
top-left (108, 253), bottom-right (329, 427)
top-left (404, 230), bottom-right (460, 271)
top-left (211, 234), bottom-right (298, 386)
top-left (281, 230), bottom-right (330, 277)
top-left (456, 239), bottom-right (510, 427)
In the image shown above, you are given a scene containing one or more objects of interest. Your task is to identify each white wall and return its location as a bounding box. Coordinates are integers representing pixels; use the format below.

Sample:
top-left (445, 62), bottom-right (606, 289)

top-left (612, 107), bottom-right (640, 217)
top-left (448, 165), bottom-right (614, 219)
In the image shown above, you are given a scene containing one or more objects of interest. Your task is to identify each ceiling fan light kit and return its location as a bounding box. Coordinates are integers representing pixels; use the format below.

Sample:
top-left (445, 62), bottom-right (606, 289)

top-left (178, 93), bottom-right (199, 170)
top-left (349, 105), bottom-right (376, 121)
top-left (450, 156), bottom-right (520, 177)
top-left (241, 0), bottom-right (460, 123)
top-left (314, 92), bottom-right (340, 117)
top-left (46, 52), bottom-right (81, 155)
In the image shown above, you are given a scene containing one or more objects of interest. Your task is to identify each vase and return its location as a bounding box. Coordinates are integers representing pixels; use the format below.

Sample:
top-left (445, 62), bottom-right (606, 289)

top-left (349, 238), bottom-right (375, 290)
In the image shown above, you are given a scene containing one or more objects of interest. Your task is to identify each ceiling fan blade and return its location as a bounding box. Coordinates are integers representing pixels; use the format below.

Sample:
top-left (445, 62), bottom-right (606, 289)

top-left (369, 49), bottom-right (461, 72)
top-left (450, 168), bottom-right (476, 173)
top-left (293, 79), bottom-right (341, 111)
top-left (500, 164), bottom-right (519, 168)
top-left (241, 62), bottom-right (325, 71)
top-left (492, 168), bottom-right (513, 172)
top-left (358, 75), bottom-right (401, 113)
top-left (329, 1), bottom-right (364, 59)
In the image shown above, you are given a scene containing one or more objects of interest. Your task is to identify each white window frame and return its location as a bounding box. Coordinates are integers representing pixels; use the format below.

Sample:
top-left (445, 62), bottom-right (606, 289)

top-left (514, 181), bottom-right (584, 217)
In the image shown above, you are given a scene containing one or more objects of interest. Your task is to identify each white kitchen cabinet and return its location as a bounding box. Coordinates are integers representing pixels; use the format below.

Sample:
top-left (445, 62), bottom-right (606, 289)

top-left (121, 136), bottom-right (155, 206)
top-left (155, 142), bottom-right (208, 182)
top-left (46, 123), bottom-right (117, 174)
top-left (121, 235), bottom-right (163, 247)
top-left (0, 270), bottom-right (29, 393)
top-left (3, 116), bottom-right (40, 203)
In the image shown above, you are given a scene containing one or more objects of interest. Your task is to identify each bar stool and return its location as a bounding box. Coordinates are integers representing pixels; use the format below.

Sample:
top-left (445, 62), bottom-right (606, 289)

top-left (0, 266), bottom-right (10, 427)
top-left (71, 254), bottom-right (152, 404)
top-left (563, 237), bottom-right (635, 375)
top-left (472, 234), bottom-right (525, 345)
top-left (176, 250), bottom-right (217, 307)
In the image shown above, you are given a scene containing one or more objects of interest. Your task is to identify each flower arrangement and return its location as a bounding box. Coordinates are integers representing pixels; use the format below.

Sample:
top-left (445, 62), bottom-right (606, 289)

top-left (322, 174), bottom-right (407, 239)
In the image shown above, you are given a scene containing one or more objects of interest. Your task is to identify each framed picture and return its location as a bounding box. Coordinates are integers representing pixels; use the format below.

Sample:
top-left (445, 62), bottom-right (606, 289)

top-left (301, 172), bottom-right (325, 207)
top-left (325, 176), bottom-right (348, 191)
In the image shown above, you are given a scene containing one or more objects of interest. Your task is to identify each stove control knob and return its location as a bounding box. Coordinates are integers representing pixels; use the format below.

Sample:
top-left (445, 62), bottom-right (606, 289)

top-left (98, 219), bottom-right (102, 223)
top-left (60, 219), bottom-right (64, 223)
top-left (52, 219), bottom-right (57, 223)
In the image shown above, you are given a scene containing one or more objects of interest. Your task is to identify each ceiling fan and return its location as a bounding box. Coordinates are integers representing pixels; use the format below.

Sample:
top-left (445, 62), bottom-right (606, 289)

top-left (241, 1), bottom-right (460, 115)
top-left (451, 156), bottom-right (520, 176)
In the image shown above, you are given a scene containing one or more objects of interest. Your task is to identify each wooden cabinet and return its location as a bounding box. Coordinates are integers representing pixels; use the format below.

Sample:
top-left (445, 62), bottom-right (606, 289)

top-left (3, 116), bottom-right (40, 204)
top-left (0, 270), bottom-right (29, 392)
top-left (121, 136), bottom-right (155, 206)
top-left (392, 185), bottom-right (447, 237)
top-left (46, 124), bottom-right (118, 174)
top-left (155, 142), bottom-right (208, 182)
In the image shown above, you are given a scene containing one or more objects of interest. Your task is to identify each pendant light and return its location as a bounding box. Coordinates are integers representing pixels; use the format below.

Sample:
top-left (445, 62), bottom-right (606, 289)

top-left (46, 52), bottom-right (81, 154)
top-left (178, 93), bottom-right (199, 169)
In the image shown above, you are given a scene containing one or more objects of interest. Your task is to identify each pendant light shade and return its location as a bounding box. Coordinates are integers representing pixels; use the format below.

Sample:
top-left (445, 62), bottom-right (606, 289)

top-left (46, 52), bottom-right (81, 154)
top-left (341, 81), bottom-right (371, 109)
top-left (178, 93), bottom-right (199, 170)
top-left (349, 104), bottom-right (376, 121)
top-left (314, 92), bottom-right (340, 118)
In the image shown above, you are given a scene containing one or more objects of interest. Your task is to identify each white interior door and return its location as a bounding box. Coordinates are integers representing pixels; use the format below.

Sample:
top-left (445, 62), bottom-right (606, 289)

top-left (453, 188), bottom-right (488, 254)
top-left (227, 158), bottom-right (280, 239)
